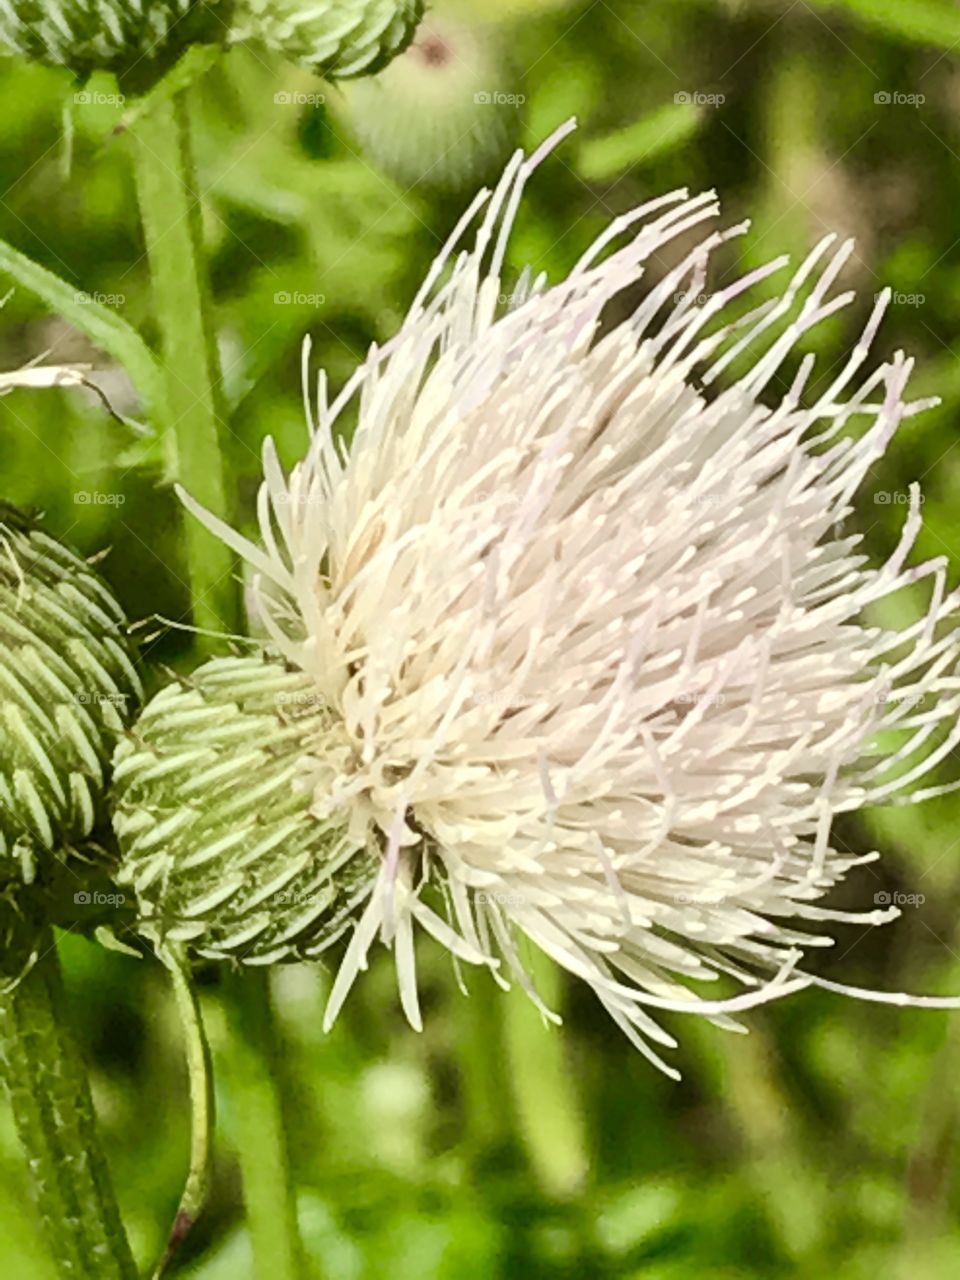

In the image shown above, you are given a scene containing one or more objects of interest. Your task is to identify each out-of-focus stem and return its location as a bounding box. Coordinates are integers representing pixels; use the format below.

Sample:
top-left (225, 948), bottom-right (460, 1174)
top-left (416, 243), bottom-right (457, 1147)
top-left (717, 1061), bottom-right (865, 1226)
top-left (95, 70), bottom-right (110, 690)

top-left (503, 944), bottom-right (589, 1198)
top-left (0, 930), bottom-right (137, 1279)
top-left (453, 974), bottom-right (512, 1156)
top-left (222, 969), bottom-right (306, 1280)
top-left (132, 89), bottom-right (303, 1276)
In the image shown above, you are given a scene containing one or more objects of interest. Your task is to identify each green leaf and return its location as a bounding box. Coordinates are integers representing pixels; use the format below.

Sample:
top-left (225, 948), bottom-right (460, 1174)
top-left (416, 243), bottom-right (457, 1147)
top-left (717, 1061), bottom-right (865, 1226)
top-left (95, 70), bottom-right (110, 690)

top-left (805, 0), bottom-right (960, 46)
top-left (0, 238), bottom-right (166, 429)
top-left (578, 101), bottom-right (706, 181)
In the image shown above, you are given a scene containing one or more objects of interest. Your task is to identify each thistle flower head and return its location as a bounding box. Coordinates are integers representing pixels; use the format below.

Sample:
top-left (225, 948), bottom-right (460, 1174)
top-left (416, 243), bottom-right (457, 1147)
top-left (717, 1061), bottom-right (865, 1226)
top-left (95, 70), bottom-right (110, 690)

top-left (0, 0), bottom-right (226, 84)
top-left (112, 655), bottom-right (377, 962)
top-left (230, 0), bottom-right (423, 78)
top-left (180, 123), bottom-right (960, 1072)
top-left (0, 507), bottom-right (141, 884)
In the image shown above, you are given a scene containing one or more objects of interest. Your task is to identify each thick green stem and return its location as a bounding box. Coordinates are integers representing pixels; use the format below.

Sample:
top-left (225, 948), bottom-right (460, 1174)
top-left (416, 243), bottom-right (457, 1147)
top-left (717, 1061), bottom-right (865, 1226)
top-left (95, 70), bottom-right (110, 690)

top-left (131, 89), bottom-right (304, 1276)
top-left (131, 92), bottom-right (238, 642)
top-left (222, 970), bottom-right (305, 1280)
top-left (0, 931), bottom-right (137, 1279)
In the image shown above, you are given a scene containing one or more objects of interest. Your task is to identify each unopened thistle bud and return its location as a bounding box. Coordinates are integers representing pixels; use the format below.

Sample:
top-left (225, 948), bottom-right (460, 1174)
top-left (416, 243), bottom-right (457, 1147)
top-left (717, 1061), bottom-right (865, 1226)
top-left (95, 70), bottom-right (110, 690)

top-left (0, 0), bottom-right (227, 85)
top-left (230, 0), bottom-right (423, 78)
top-left (0, 507), bottom-right (141, 884)
top-left (112, 654), bottom-right (378, 964)
top-left (339, 14), bottom-right (522, 192)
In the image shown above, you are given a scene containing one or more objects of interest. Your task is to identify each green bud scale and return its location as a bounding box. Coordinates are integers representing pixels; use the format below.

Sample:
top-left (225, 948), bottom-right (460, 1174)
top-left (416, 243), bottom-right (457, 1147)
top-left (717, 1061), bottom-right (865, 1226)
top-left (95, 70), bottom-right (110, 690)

top-left (112, 654), bottom-right (378, 964)
top-left (0, 0), bottom-right (227, 84)
top-left (0, 508), bottom-right (141, 883)
top-left (230, 0), bottom-right (423, 78)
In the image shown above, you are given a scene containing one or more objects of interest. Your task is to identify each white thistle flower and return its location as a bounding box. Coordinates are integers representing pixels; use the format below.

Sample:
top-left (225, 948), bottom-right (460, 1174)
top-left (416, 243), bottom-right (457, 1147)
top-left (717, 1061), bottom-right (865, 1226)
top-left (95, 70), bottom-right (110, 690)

top-left (182, 122), bottom-right (960, 1074)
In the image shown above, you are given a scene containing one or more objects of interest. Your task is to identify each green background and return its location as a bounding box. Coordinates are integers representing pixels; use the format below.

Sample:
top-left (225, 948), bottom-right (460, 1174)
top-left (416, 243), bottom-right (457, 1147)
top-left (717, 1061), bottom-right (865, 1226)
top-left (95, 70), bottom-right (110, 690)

top-left (3, 1), bottom-right (960, 1276)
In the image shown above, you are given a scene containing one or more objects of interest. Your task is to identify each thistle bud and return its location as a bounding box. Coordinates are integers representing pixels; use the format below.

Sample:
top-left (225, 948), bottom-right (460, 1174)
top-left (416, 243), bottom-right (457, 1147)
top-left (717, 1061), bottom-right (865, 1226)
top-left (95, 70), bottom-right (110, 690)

top-left (230, 0), bottom-right (423, 78)
top-left (338, 14), bottom-right (522, 192)
top-left (0, 507), bottom-right (141, 884)
top-left (112, 655), bottom-right (378, 964)
top-left (0, 0), bottom-right (227, 85)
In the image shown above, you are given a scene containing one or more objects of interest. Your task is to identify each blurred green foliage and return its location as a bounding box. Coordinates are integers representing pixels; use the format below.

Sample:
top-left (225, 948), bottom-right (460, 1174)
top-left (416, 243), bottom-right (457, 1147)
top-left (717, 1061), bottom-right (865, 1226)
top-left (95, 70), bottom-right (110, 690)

top-left (3, 1), bottom-right (960, 1277)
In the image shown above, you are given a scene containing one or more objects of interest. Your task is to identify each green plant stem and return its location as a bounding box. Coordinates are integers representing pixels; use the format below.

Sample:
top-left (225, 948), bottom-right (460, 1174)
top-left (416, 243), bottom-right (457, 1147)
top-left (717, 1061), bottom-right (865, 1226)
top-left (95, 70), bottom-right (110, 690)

top-left (0, 930), bottom-right (137, 1279)
top-left (451, 974), bottom-right (512, 1157)
top-left (132, 89), bottom-right (304, 1276)
top-left (222, 969), bottom-right (305, 1280)
top-left (133, 87), bottom-right (300, 1269)
top-left (131, 91), bottom-right (238, 641)
top-left (152, 948), bottom-right (215, 1280)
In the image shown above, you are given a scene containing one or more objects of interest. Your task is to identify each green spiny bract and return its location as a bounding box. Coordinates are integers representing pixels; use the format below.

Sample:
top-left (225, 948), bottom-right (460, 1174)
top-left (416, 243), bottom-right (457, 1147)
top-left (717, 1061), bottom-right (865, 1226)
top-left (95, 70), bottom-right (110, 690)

top-left (0, 0), bottom-right (229, 86)
top-left (230, 0), bottom-right (423, 78)
top-left (0, 507), bottom-right (141, 884)
top-left (112, 654), bottom-right (378, 964)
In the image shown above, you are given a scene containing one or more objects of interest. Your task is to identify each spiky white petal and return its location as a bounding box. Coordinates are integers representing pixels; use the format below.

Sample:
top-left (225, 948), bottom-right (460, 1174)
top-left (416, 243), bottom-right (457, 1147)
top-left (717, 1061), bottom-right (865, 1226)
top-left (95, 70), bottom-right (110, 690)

top-left (0, 291), bottom-right (91, 395)
top-left (0, 363), bottom-right (89, 393)
top-left (182, 123), bottom-right (960, 1072)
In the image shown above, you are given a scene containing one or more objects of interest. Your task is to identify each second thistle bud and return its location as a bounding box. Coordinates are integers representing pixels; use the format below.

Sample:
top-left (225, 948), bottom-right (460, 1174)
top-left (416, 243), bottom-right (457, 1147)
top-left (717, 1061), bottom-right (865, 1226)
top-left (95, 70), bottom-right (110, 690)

top-left (0, 507), bottom-right (141, 884)
top-left (230, 0), bottom-right (424, 78)
top-left (112, 655), bottom-right (378, 963)
top-left (338, 13), bottom-right (523, 193)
